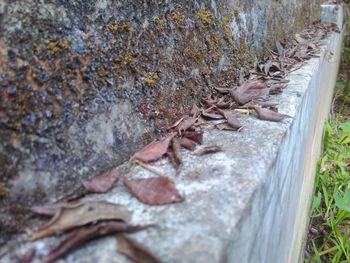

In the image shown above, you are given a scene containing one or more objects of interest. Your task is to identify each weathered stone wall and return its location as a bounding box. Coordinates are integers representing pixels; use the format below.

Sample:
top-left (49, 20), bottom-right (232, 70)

top-left (0, 0), bottom-right (321, 239)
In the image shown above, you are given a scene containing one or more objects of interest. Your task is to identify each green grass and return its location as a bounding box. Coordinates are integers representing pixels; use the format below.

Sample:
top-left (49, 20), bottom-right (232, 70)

top-left (307, 117), bottom-right (350, 262)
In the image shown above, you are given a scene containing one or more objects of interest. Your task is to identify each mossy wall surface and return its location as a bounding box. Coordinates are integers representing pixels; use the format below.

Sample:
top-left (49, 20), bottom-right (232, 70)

top-left (0, 0), bottom-right (321, 239)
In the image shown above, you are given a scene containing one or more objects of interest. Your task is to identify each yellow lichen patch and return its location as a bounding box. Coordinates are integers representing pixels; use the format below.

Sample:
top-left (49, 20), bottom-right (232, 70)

top-left (207, 33), bottom-right (222, 60)
top-left (47, 39), bottom-right (71, 55)
top-left (108, 22), bottom-right (132, 34)
top-left (144, 72), bottom-right (158, 87)
top-left (197, 9), bottom-right (215, 27)
top-left (169, 8), bottom-right (185, 27)
top-left (153, 18), bottom-right (166, 28)
top-left (114, 52), bottom-right (136, 70)
top-left (223, 13), bottom-right (234, 44)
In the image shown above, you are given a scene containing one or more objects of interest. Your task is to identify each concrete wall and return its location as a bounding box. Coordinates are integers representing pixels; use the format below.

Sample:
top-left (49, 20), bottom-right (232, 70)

top-left (0, 0), bottom-right (321, 241)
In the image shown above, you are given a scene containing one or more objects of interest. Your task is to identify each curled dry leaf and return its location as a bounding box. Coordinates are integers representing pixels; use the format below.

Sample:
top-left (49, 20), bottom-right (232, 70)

top-left (221, 111), bottom-right (242, 130)
top-left (32, 201), bottom-right (132, 240)
top-left (230, 80), bottom-right (269, 105)
top-left (176, 117), bottom-right (198, 134)
top-left (195, 145), bottom-right (222, 156)
top-left (253, 106), bottom-right (291, 122)
top-left (123, 177), bottom-right (184, 205)
top-left (81, 167), bottom-right (120, 193)
top-left (117, 233), bottom-right (163, 263)
top-left (190, 104), bottom-right (201, 117)
top-left (201, 110), bottom-right (224, 120)
top-left (171, 137), bottom-right (182, 172)
top-left (180, 137), bottom-right (197, 150)
top-left (31, 200), bottom-right (83, 217)
top-left (166, 150), bottom-right (179, 171)
top-left (169, 115), bottom-right (189, 129)
top-left (16, 249), bottom-right (36, 263)
top-left (216, 122), bottom-right (239, 131)
top-left (183, 131), bottom-right (203, 144)
top-left (133, 132), bottom-right (177, 163)
top-left (44, 222), bottom-right (155, 263)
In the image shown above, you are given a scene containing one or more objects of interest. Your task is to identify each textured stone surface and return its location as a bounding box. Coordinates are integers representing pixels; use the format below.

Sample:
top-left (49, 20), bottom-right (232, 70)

top-left (1, 4), bottom-right (344, 263)
top-left (0, 0), bottom-right (322, 238)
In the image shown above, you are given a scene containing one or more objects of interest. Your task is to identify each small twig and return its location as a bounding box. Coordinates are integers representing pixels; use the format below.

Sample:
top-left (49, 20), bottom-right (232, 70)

top-left (133, 160), bottom-right (174, 181)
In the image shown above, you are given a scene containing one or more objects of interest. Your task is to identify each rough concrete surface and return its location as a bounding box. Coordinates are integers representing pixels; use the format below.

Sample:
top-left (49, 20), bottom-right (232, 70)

top-left (0, 0), bottom-right (322, 239)
top-left (1, 4), bottom-right (344, 263)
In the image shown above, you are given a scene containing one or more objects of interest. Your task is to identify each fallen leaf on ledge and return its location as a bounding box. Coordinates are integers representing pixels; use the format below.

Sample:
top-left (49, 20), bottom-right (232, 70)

top-left (32, 201), bottom-right (131, 240)
top-left (123, 177), bottom-right (184, 205)
top-left (180, 137), bottom-right (197, 150)
top-left (183, 131), bottom-right (203, 144)
top-left (44, 222), bottom-right (155, 263)
top-left (81, 167), bottom-right (121, 193)
top-left (253, 106), bottom-right (291, 122)
top-left (171, 137), bottom-right (182, 172)
top-left (117, 233), bottom-right (164, 263)
top-left (133, 132), bottom-right (177, 163)
top-left (195, 145), bottom-right (222, 156)
top-left (230, 80), bottom-right (269, 105)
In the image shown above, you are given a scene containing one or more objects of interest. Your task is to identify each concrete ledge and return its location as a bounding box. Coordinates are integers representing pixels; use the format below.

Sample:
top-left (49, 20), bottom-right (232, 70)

top-left (1, 4), bottom-right (344, 263)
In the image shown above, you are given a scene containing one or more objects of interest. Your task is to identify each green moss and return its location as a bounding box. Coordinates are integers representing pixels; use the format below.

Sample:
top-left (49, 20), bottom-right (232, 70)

top-left (223, 13), bottom-right (234, 44)
top-left (197, 9), bottom-right (215, 27)
top-left (47, 39), bottom-right (71, 55)
top-left (153, 18), bottom-right (166, 28)
top-left (114, 52), bottom-right (136, 70)
top-left (207, 33), bottom-right (222, 60)
top-left (108, 22), bottom-right (132, 34)
top-left (183, 47), bottom-right (202, 65)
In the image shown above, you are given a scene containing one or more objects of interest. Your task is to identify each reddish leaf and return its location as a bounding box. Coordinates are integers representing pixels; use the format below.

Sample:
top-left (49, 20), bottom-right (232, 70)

top-left (166, 150), bottom-right (179, 171)
top-left (16, 249), bottom-right (36, 263)
top-left (190, 104), bottom-right (201, 117)
top-left (195, 145), bottom-right (222, 156)
top-left (180, 137), bottom-right (197, 150)
top-left (215, 122), bottom-right (238, 131)
top-left (229, 80), bottom-right (269, 105)
top-left (44, 222), bottom-right (155, 263)
top-left (123, 177), bottom-right (184, 205)
top-left (32, 201), bottom-right (131, 240)
top-left (253, 106), bottom-right (290, 122)
top-left (183, 131), bottom-right (203, 144)
top-left (81, 168), bottom-right (120, 193)
top-left (117, 234), bottom-right (163, 263)
top-left (176, 117), bottom-right (198, 134)
top-left (201, 110), bottom-right (224, 120)
top-left (169, 115), bottom-right (189, 129)
top-left (171, 137), bottom-right (182, 172)
top-left (223, 111), bottom-right (242, 130)
top-left (133, 132), bottom-right (177, 163)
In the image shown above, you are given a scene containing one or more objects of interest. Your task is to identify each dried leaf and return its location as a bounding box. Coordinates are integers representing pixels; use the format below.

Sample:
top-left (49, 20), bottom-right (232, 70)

top-left (190, 104), bottom-right (201, 117)
top-left (176, 117), bottom-right (198, 134)
top-left (32, 201), bottom-right (131, 240)
top-left (32, 201), bottom-right (82, 217)
top-left (123, 177), bottom-right (184, 205)
top-left (169, 115), bottom-right (189, 129)
top-left (214, 87), bottom-right (230, 94)
top-left (222, 111), bottom-right (242, 130)
top-left (81, 168), bottom-right (120, 193)
top-left (294, 33), bottom-right (305, 43)
top-left (16, 249), bottom-right (36, 263)
top-left (171, 137), bottom-right (182, 171)
top-left (195, 145), bottom-right (222, 156)
top-left (166, 150), bottom-right (179, 171)
top-left (253, 106), bottom-right (290, 122)
top-left (230, 80), bottom-right (269, 105)
top-left (133, 132), bottom-right (177, 163)
top-left (117, 234), bottom-right (163, 263)
top-left (183, 131), bottom-right (203, 144)
top-left (44, 222), bottom-right (155, 263)
top-left (180, 137), bottom-right (197, 150)
top-left (201, 110), bottom-right (224, 120)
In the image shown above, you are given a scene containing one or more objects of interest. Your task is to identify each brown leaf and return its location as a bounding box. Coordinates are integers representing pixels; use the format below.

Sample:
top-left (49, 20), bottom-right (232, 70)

top-left (81, 168), bottom-right (120, 193)
top-left (117, 234), bottom-right (163, 263)
top-left (44, 222), bottom-right (155, 263)
top-left (133, 132), bottom-right (177, 163)
top-left (253, 106), bottom-right (290, 122)
top-left (166, 150), bottom-right (179, 171)
top-left (32, 201), bottom-right (131, 240)
top-left (123, 177), bottom-right (184, 205)
top-left (214, 87), bottom-right (230, 94)
top-left (169, 115), bottom-right (189, 129)
top-left (171, 137), bottom-right (182, 172)
top-left (180, 137), bottom-right (197, 150)
top-left (190, 104), bottom-right (201, 117)
top-left (183, 131), bottom-right (203, 144)
top-left (31, 201), bottom-right (82, 217)
top-left (16, 249), bottom-right (36, 263)
top-left (230, 80), bottom-right (269, 105)
top-left (216, 97), bottom-right (231, 108)
top-left (201, 110), bottom-right (224, 120)
top-left (223, 111), bottom-right (242, 130)
top-left (195, 145), bottom-right (222, 156)
top-left (176, 117), bottom-right (198, 134)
